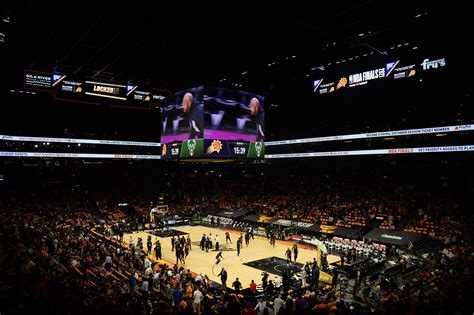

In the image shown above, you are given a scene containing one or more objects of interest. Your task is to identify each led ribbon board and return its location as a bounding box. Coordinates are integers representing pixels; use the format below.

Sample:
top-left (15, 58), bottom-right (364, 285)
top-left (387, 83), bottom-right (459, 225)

top-left (265, 125), bottom-right (473, 146)
top-left (265, 145), bottom-right (474, 159)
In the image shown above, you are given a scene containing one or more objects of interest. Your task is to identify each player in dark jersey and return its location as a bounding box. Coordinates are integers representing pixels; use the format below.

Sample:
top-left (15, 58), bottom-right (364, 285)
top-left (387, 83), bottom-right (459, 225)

top-left (182, 92), bottom-right (204, 139)
top-left (215, 251), bottom-right (224, 265)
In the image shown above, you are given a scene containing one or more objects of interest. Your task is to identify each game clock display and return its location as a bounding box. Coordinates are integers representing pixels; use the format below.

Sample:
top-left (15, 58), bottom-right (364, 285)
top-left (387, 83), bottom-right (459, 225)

top-left (230, 142), bottom-right (247, 156)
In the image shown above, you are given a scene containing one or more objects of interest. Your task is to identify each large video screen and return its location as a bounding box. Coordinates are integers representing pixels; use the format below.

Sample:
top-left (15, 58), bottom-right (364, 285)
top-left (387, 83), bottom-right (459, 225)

top-left (203, 87), bottom-right (265, 142)
top-left (160, 87), bottom-right (205, 144)
top-left (160, 87), bottom-right (265, 160)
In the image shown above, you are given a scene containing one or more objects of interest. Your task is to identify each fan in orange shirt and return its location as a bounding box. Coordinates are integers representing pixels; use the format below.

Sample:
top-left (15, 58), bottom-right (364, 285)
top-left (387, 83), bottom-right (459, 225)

top-left (185, 283), bottom-right (193, 298)
top-left (249, 279), bottom-right (257, 295)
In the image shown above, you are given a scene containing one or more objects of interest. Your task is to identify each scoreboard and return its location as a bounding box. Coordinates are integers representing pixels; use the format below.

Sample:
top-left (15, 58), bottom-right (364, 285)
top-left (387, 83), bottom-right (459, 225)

top-left (24, 70), bottom-right (170, 109)
top-left (161, 86), bottom-right (266, 161)
top-left (161, 139), bottom-right (264, 159)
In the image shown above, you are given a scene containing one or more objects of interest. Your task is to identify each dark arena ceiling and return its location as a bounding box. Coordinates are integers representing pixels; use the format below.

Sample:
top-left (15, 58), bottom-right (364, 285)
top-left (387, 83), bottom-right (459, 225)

top-left (0, 1), bottom-right (469, 143)
top-left (0, 1), bottom-right (462, 93)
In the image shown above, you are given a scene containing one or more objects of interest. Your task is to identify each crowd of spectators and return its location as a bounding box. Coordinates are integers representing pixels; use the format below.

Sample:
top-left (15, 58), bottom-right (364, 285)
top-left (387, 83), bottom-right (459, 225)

top-left (0, 174), bottom-right (472, 314)
top-left (161, 176), bottom-right (469, 244)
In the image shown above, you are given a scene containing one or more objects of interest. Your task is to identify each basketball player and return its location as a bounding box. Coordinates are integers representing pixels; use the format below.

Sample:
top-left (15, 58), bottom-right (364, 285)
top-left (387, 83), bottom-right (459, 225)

top-left (285, 247), bottom-right (292, 263)
top-left (215, 251), bottom-right (224, 265)
top-left (225, 231), bottom-right (232, 244)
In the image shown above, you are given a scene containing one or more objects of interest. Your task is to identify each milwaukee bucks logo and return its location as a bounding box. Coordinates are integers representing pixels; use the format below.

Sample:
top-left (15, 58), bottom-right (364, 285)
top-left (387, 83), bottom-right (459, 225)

top-left (255, 142), bottom-right (263, 157)
top-left (187, 139), bottom-right (197, 156)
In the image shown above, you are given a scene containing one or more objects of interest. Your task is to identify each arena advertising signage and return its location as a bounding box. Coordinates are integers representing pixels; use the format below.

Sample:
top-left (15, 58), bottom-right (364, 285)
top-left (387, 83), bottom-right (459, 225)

top-left (313, 56), bottom-right (446, 94)
top-left (84, 81), bottom-right (127, 100)
top-left (420, 57), bottom-right (446, 70)
top-left (265, 145), bottom-right (474, 159)
top-left (23, 70), bottom-right (170, 109)
top-left (24, 70), bottom-right (53, 89)
top-left (348, 65), bottom-right (388, 86)
top-left (265, 124), bottom-right (473, 146)
top-left (271, 219), bottom-right (313, 228)
top-left (0, 152), bottom-right (161, 159)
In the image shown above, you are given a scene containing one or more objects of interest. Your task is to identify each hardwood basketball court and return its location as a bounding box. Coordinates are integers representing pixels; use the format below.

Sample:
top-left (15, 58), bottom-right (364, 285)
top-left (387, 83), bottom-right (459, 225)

top-left (125, 225), bottom-right (338, 289)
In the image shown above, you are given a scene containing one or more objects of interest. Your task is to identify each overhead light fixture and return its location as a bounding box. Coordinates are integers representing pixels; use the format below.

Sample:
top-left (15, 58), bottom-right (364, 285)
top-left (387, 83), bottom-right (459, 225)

top-left (358, 33), bottom-right (365, 37)
top-left (291, 55), bottom-right (296, 59)
top-left (241, 71), bottom-right (247, 75)
top-left (415, 13), bottom-right (422, 18)
top-left (2, 16), bottom-right (10, 23)
top-left (412, 46), bottom-right (418, 50)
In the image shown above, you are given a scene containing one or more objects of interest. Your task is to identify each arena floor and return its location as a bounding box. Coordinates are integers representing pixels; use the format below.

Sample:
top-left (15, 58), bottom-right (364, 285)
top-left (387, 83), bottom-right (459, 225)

top-left (125, 225), bottom-right (339, 289)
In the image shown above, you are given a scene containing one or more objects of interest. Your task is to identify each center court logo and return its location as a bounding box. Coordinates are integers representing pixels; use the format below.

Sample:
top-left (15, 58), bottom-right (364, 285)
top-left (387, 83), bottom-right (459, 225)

top-left (187, 140), bottom-right (196, 156)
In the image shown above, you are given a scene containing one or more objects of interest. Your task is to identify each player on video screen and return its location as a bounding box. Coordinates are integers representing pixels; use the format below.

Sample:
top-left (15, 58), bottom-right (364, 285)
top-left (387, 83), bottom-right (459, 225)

top-left (249, 97), bottom-right (265, 142)
top-left (182, 92), bottom-right (204, 139)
